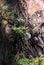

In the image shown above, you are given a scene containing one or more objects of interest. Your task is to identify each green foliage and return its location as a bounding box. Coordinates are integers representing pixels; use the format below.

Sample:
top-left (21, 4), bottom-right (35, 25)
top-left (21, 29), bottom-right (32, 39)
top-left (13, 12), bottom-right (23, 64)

top-left (12, 18), bottom-right (25, 36)
top-left (16, 56), bottom-right (44, 65)
top-left (17, 58), bottom-right (29, 65)
top-left (2, 5), bottom-right (9, 11)
top-left (12, 26), bottom-right (26, 36)
top-left (7, 9), bottom-right (16, 19)
top-left (32, 28), bottom-right (39, 34)
top-left (1, 5), bottom-right (17, 19)
top-left (15, 18), bottom-right (24, 26)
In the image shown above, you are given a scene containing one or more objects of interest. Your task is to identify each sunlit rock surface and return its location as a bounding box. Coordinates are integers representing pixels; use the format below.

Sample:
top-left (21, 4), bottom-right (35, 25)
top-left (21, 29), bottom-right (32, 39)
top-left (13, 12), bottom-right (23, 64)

top-left (26, 0), bottom-right (44, 15)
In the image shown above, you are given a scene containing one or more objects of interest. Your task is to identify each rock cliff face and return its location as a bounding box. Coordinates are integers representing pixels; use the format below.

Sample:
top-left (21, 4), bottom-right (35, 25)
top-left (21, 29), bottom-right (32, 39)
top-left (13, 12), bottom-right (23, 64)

top-left (0, 0), bottom-right (44, 65)
top-left (26, 0), bottom-right (44, 15)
